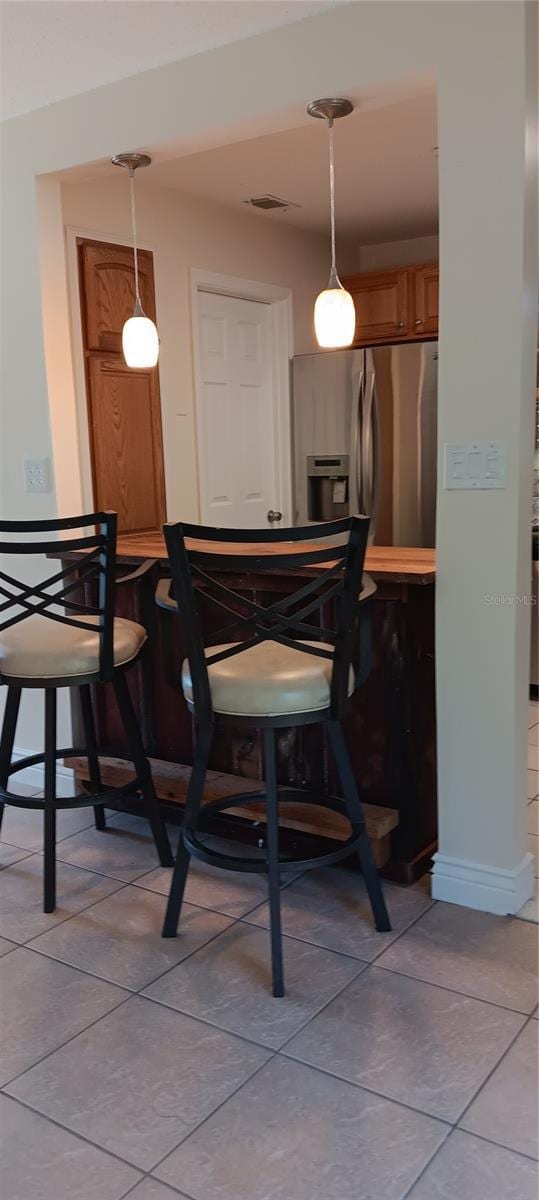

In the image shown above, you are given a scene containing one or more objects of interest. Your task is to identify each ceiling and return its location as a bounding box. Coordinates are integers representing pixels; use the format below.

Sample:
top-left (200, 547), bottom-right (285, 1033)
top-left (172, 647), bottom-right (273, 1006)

top-left (140, 87), bottom-right (438, 243)
top-left (0, 0), bottom-right (342, 121)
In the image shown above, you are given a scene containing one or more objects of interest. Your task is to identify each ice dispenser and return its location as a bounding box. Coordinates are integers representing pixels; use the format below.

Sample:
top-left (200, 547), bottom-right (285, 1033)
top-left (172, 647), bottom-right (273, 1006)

top-left (307, 454), bottom-right (349, 521)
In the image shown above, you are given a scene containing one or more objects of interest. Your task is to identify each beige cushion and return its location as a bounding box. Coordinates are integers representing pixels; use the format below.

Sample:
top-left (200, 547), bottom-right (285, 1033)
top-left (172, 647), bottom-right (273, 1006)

top-left (181, 639), bottom-right (354, 717)
top-left (0, 614), bottom-right (146, 680)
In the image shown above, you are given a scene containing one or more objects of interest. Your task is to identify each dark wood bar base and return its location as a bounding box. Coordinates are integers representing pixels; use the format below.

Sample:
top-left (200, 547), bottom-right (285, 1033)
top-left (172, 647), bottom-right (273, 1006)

top-left (67, 540), bottom-right (437, 883)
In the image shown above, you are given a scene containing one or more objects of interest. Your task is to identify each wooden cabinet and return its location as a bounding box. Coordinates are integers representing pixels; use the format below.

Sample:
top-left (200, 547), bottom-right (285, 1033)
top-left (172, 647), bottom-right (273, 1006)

top-left (77, 237), bottom-right (166, 534)
top-left (87, 355), bottom-right (166, 533)
top-left (79, 241), bottom-right (156, 353)
top-left (412, 263), bottom-right (439, 336)
top-left (344, 269), bottom-right (410, 345)
top-left (342, 262), bottom-right (439, 345)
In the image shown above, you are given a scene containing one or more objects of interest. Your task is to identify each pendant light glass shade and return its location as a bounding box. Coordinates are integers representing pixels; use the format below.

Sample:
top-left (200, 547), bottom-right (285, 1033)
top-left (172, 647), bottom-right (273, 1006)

top-left (314, 269), bottom-right (356, 348)
top-left (122, 302), bottom-right (159, 368)
top-left (112, 152), bottom-right (159, 369)
top-left (309, 99), bottom-right (355, 349)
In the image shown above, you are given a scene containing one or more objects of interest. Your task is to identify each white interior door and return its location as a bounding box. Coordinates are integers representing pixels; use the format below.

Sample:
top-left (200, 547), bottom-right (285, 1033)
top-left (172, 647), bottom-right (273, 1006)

top-left (195, 289), bottom-right (282, 528)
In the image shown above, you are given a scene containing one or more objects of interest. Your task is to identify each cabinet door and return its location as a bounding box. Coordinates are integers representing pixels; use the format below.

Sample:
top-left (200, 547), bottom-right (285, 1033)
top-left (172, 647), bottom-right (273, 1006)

top-left (344, 269), bottom-right (409, 345)
top-left (79, 240), bottom-right (156, 352)
top-left (413, 264), bottom-right (439, 336)
top-left (86, 355), bottom-right (166, 533)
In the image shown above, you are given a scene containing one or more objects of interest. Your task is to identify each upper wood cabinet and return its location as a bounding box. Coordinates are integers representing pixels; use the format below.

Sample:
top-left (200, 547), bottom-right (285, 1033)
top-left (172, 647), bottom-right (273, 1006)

top-left (79, 241), bottom-right (156, 353)
top-left (342, 262), bottom-right (439, 346)
top-left (412, 264), bottom-right (439, 336)
top-left (344, 269), bottom-right (410, 345)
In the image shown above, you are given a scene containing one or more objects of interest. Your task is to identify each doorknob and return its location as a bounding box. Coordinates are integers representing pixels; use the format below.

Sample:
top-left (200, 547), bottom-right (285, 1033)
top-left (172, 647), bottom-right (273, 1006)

top-left (267, 509), bottom-right (282, 523)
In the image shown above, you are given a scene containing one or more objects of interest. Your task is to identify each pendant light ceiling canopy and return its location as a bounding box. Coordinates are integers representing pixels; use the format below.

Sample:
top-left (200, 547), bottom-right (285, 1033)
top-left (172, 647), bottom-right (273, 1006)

top-left (308, 97), bottom-right (356, 349)
top-left (112, 151), bottom-right (159, 369)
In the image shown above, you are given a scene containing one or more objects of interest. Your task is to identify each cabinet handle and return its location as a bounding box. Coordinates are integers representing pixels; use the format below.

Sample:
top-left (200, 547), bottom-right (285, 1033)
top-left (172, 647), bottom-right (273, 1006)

top-left (415, 319), bottom-right (423, 326)
top-left (398, 321), bottom-right (405, 328)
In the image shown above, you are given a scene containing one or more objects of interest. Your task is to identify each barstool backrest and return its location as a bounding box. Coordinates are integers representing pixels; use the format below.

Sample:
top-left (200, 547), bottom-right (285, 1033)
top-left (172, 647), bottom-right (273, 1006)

top-left (164, 515), bottom-right (370, 721)
top-left (0, 512), bottom-right (117, 681)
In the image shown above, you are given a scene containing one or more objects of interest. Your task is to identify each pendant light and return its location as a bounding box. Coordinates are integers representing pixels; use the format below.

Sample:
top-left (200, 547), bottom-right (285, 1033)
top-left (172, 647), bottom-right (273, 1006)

top-left (112, 152), bottom-right (159, 368)
top-left (308, 98), bottom-right (355, 349)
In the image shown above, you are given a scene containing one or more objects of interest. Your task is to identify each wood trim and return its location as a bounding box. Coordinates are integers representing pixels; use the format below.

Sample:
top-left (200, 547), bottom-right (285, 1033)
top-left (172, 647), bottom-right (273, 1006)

top-left (67, 754), bottom-right (399, 866)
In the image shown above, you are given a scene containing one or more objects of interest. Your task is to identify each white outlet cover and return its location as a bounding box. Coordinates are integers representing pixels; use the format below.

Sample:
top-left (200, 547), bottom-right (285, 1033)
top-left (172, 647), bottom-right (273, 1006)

top-left (443, 442), bottom-right (506, 490)
top-left (23, 457), bottom-right (51, 493)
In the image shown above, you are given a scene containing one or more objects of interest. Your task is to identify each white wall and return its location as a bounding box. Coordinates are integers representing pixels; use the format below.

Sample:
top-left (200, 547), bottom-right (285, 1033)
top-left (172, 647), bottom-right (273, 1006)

top-left (1, 1), bottom-right (537, 913)
top-left (60, 176), bottom-right (328, 522)
top-left (342, 233), bottom-right (439, 275)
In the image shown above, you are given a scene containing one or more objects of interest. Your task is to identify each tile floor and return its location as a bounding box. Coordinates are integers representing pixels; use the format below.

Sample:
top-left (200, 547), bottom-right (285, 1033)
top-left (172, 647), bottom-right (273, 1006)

top-left (1, 747), bottom-right (538, 1200)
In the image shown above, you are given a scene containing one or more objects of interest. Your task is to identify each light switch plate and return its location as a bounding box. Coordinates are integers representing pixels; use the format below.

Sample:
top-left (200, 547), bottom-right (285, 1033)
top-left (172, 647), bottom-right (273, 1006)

top-left (444, 443), bottom-right (506, 490)
top-left (23, 457), bottom-right (51, 493)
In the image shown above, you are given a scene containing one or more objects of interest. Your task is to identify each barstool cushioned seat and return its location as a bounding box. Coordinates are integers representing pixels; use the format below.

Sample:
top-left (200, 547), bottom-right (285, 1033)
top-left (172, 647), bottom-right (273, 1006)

top-left (0, 614), bottom-right (145, 680)
top-left (181, 639), bottom-right (355, 717)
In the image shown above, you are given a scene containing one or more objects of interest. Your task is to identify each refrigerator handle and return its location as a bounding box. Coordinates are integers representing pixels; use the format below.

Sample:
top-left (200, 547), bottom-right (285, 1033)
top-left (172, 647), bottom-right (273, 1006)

top-left (350, 368), bottom-right (364, 515)
top-left (362, 369), bottom-right (378, 517)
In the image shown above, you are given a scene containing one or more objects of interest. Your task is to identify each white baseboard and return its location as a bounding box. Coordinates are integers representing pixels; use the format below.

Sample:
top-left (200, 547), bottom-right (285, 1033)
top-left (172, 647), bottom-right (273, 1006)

top-left (11, 746), bottom-right (75, 797)
top-left (432, 850), bottom-right (535, 916)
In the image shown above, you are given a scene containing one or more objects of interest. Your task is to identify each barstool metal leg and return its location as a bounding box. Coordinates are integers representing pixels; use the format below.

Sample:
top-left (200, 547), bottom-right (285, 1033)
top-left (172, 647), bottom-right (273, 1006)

top-left (44, 688), bottom-right (57, 913)
top-left (162, 721), bottom-right (213, 938)
top-left (112, 671), bottom-right (173, 867)
top-left (328, 720), bottom-right (391, 932)
top-left (0, 685), bottom-right (21, 832)
top-left (264, 727), bottom-right (284, 998)
top-left (79, 685), bottom-right (106, 831)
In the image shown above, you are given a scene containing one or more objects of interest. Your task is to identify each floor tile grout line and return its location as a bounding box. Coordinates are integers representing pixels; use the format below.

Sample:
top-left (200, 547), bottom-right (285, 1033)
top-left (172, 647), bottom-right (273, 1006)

top-left (14, 878), bottom-right (133, 948)
top-left (3, 992), bottom-right (278, 1183)
top-left (274, 960), bottom-right (373, 1056)
top-left (278, 1014), bottom-right (534, 1137)
top-left (274, 1047), bottom-right (459, 1128)
top-left (0, 986), bottom-right (134, 1091)
top-left (374, 959), bottom-right (537, 1017)
top-left (140, 952), bottom-right (368, 1055)
top-left (119, 1175), bottom-right (192, 1200)
top-left (437, 1122), bottom-right (539, 1164)
top-left (16, 940), bottom-right (142, 995)
top-left (148, 1050), bottom-right (279, 1178)
top-left (451, 1011), bottom-right (537, 1135)
top-left (239, 894), bottom-right (438, 964)
top-left (400, 1124), bottom-right (454, 1200)
top-left (1, 1090), bottom-right (150, 1178)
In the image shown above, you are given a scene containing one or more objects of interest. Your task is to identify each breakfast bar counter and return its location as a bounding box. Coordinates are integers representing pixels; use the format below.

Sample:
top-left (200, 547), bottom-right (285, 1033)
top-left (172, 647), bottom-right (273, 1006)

top-left (67, 536), bottom-right (437, 882)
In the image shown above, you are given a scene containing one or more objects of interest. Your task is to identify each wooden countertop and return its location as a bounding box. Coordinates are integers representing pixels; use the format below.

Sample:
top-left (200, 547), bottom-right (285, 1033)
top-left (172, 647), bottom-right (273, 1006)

top-left (117, 532), bottom-right (436, 584)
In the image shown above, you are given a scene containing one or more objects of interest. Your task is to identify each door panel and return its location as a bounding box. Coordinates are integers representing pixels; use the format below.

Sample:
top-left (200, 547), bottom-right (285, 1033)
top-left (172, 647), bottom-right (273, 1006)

top-left (413, 264), bottom-right (439, 336)
top-left (344, 269), bottom-right (409, 345)
top-left (196, 290), bottom-right (280, 527)
top-left (78, 238), bottom-right (166, 533)
top-left (87, 356), bottom-right (166, 532)
top-left (79, 241), bottom-right (156, 352)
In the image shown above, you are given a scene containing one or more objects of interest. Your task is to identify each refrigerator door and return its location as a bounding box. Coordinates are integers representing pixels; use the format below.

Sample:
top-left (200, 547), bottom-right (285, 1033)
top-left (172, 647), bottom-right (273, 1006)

top-left (292, 349), bottom-right (361, 524)
top-left (371, 341), bottom-right (438, 547)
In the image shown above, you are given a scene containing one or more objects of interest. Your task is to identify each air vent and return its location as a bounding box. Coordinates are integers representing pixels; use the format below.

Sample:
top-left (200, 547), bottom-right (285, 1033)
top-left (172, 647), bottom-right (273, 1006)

top-left (245, 194), bottom-right (299, 211)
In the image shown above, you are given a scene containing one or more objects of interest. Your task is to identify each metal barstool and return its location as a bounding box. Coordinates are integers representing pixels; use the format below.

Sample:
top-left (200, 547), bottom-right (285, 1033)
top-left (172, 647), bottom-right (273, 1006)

top-left (159, 515), bottom-right (390, 997)
top-left (0, 511), bottom-right (173, 912)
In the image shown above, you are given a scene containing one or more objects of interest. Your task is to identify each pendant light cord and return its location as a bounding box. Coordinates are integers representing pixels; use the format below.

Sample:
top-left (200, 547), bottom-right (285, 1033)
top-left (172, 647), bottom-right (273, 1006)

top-left (128, 167), bottom-right (141, 305)
top-left (328, 117), bottom-right (337, 277)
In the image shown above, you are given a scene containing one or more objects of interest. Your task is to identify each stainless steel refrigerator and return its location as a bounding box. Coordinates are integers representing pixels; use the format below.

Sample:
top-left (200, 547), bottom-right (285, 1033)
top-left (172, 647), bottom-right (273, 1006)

top-left (292, 342), bottom-right (438, 546)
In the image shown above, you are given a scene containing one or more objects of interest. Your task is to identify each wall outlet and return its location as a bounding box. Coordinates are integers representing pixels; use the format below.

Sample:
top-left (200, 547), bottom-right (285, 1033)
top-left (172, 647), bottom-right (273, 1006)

top-left (23, 457), bottom-right (51, 493)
